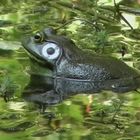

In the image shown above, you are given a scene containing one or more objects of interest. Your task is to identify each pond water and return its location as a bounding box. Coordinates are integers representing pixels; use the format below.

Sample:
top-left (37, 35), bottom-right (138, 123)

top-left (0, 0), bottom-right (140, 140)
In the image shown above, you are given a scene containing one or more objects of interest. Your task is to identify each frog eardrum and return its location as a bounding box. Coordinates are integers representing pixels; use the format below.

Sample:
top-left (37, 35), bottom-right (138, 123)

top-left (41, 43), bottom-right (61, 60)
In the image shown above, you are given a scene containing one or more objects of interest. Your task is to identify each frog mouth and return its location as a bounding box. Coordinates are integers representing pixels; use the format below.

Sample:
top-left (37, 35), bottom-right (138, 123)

top-left (22, 42), bottom-right (54, 71)
top-left (25, 48), bottom-right (45, 64)
top-left (27, 50), bottom-right (54, 71)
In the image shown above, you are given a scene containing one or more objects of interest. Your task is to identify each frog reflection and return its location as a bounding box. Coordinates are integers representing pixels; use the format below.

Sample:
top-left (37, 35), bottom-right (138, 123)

top-left (22, 27), bottom-right (140, 96)
top-left (22, 74), bottom-right (75, 111)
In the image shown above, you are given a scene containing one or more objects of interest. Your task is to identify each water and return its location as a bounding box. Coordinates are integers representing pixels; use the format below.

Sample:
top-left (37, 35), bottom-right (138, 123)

top-left (0, 0), bottom-right (140, 140)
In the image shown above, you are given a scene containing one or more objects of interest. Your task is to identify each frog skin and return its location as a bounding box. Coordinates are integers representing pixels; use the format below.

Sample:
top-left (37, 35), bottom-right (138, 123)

top-left (22, 27), bottom-right (140, 94)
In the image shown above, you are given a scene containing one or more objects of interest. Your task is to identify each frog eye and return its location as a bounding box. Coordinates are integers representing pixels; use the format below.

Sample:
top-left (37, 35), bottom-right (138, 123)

top-left (42, 43), bottom-right (60, 60)
top-left (34, 32), bottom-right (44, 43)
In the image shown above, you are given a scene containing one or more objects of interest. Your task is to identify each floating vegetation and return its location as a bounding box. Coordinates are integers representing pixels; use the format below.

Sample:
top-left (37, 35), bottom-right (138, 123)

top-left (0, 0), bottom-right (140, 140)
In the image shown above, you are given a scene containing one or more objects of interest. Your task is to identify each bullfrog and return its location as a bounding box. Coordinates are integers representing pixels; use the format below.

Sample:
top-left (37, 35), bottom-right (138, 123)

top-left (22, 27), bottom-right (140, 96)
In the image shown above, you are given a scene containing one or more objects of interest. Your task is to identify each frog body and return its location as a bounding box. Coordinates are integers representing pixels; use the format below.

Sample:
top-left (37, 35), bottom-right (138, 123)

top-left (22, 28), bottom-right (140, 94)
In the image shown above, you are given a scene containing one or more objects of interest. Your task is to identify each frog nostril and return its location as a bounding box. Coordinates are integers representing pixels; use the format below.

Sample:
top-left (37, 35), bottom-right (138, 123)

top-left (47, 48), bottom-right (55, 55)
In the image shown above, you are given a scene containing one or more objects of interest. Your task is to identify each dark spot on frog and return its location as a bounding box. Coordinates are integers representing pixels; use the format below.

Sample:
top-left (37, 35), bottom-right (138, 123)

top-left (22, 27), bottom-right (140, 109)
